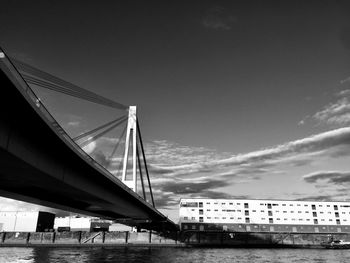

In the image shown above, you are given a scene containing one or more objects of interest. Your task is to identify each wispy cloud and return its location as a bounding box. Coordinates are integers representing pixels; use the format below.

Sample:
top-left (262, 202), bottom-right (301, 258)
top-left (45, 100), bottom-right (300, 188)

top-left (201, 6), bottom-right (237, 30)
top-left (303, 171), bottom-right (350, 185)
top-left (143, 127), bottom-right (350, 208)
top-left (67, 121), bottom-right (80, 127)
top-left (311, 88), bottom-right (350, 126)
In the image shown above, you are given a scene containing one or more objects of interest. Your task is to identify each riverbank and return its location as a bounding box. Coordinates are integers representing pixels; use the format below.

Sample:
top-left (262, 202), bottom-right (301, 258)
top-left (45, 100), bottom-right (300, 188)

top-left (0, 231), bottom-right (184, 247)
top-left (1, 231), bottom-right (350, 248)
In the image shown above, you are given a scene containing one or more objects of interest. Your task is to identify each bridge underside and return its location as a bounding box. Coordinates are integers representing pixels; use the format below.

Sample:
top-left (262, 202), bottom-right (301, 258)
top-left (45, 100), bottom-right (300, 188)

top-left (0, 53), bottom-right (177, 231)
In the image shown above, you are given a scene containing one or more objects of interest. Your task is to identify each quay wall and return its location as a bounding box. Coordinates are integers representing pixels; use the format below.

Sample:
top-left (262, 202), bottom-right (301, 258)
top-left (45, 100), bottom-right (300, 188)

top-left (181, 231), bottom-right (350, 248)
top-left (1, 230), bottom-right (349, 248)
top-left (0, 231), bottom-right (183, 247)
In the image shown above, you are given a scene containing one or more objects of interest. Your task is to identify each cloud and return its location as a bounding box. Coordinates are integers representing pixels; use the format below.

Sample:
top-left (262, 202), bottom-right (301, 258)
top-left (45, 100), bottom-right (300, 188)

top-left (158, 179), bottom-right (227, 195)
top-left (201, 6), bottom-right (237, 30)
top-left (145, 127), bottom-right (350, 184)
top-left (82, 140), bottom-right (96, 154)
top-left (311, 88), bottom-right (350, 126)
top-left (67, 121), bottom-right (80, 127)
top-left (294, 195), bottom-right (342, 202)
top-left (303, 171), bottom-right (350, 185)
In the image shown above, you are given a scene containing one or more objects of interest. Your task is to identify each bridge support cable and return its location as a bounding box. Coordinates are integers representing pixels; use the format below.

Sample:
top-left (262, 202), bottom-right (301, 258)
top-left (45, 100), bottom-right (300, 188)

top-left (73, 116), bottom-right (126, 142)
top-left (22, 73), bottom-right (126, 109)
top-left (136, 145), bottom-right (147, 200)
top-left (78, 116), bottom-right (128, 148)
top-left (107, 125), bottom-right (127, 163)
top-left (137, 120), bottom-right (155, 208)
top-left (12, 58), bottom-right (127, 110)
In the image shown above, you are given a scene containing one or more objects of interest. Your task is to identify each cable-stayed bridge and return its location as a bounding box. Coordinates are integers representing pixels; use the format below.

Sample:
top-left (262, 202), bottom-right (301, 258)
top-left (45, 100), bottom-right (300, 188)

top-left (0, 48), bottom-right (177, 232)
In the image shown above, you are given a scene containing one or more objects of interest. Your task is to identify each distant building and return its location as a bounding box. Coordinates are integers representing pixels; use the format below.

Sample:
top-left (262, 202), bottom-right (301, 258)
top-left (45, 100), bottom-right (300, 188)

top-left (54, 217), bottom-right (112, 232)
top-left (0, 211), bottom-right (55, 232)
top-left (179, 198), bottom-right (350, 233)
top-left (108, 223), bottom-right (134, 232)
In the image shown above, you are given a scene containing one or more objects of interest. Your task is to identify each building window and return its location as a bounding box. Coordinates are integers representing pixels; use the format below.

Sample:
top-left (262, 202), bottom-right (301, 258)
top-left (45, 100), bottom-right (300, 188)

top-left (312, 205), bottom-right (316, 210)
top-left (282, 204), bottom-right (286, 206)
top-left (237, 210), bottom-right (241, 212)
top-left (237, 203), bottom-right (241, 205)
top-left (230, 217), bottom-right (234, 219)
top-left (314, 219), bottom-right (318, 225)
top-left (229, 203), bottom-right (233, 205)
top-left (252, 210), bottom-right (256, 212)
top-left (214, 209), bottom-right (218, 212)
top-left (222, 203), bottom-right (226, 205)
top-left (269, 218), bottom-right (274, 224)
top-left (183, 225), bottom-right (188, 230)
top-left (283, 211), bottom-right (287, 213)
top-left (334, 205), bottom-right (338, 211)
top-left (244, 203), bottom-right (249, 209)
top-left (261, 210), bottom-right (265, 212)
top-left (199, 202), bottom-right (203, 208)
top-left (207, 217), bottom-right (211, 219)
top-left (206, 202), bottom-right (210, 205)
top-left (199, 209), bottom-right (203, 215)
top-left (297, 204), bottom-right (301, 206)
top-left (313, 212), bottom-right (317, 217)
top-left (304, 204), bottom-right (308, 207)
top-left (245, 217), bottom-right (250, 223)
top-left (192, 225), bottom-right (196, 230)
top-left (245, 210), bottom-right (249, 216)
top-left (267, 204), bottom-right (272, 209)
top-left (222, 217), bottom-right (226, 219)
top-left (184, 217), bottom-right (188, 220)
top-left (191, 217), bottom-right (195, 220)
top-left (199, 217), bottom-right (203, 222)
top-left (319, 205), bottom-right (323, 207)
top-left (336, 219), bottom-right (341, 225)
top-left (289, 204), bottom-right (293, 206)
top-left (268, 211), bottom-right (273, 216)
top-left (298, 211), bottom-right (302, 213)
top-left (207, 209), bottom-right (211, 211)
top-left (335, 212), bottom-right (339, 217)
top-left (180, 202), bottom-right (198, 207)
top-left (327, 205), bottom-right (330, 207)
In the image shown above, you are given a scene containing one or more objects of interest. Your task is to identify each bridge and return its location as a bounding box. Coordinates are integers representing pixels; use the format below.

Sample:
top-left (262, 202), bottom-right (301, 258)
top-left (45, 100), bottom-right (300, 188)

top-left (0, 48), bottom-right (177, 231)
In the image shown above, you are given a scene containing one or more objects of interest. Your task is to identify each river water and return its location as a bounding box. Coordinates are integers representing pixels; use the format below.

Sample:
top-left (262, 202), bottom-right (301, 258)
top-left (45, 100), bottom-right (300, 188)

top-left (0, 247), bottom-right (349, 263)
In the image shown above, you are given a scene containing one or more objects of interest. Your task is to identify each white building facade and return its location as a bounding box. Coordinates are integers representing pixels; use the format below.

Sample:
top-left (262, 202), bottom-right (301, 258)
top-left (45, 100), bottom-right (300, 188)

top-left (0, 211), bottom-right (55, 232)
top-left (179, 199), bottom-right (350, 233)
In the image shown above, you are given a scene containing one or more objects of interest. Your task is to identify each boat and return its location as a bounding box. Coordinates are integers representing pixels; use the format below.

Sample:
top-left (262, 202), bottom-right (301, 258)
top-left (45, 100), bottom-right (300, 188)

top-left (322, 239), bottom-right (350, 249)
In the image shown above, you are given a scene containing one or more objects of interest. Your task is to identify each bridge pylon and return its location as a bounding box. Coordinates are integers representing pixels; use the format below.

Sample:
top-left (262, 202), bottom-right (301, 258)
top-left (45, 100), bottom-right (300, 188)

top-left (122, 106), bottom-right (137, 192)
top-left (121, 106), bottom-right (155, 208)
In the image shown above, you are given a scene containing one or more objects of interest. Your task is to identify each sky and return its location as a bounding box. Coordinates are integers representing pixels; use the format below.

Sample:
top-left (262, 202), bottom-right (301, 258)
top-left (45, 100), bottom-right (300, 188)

top-left (1, 0), bottom-right (350, 222)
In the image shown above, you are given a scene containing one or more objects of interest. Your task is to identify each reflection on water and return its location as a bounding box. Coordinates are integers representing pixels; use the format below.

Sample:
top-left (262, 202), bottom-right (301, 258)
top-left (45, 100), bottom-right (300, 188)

top-left (1, 247), bottom-right (350, 263)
